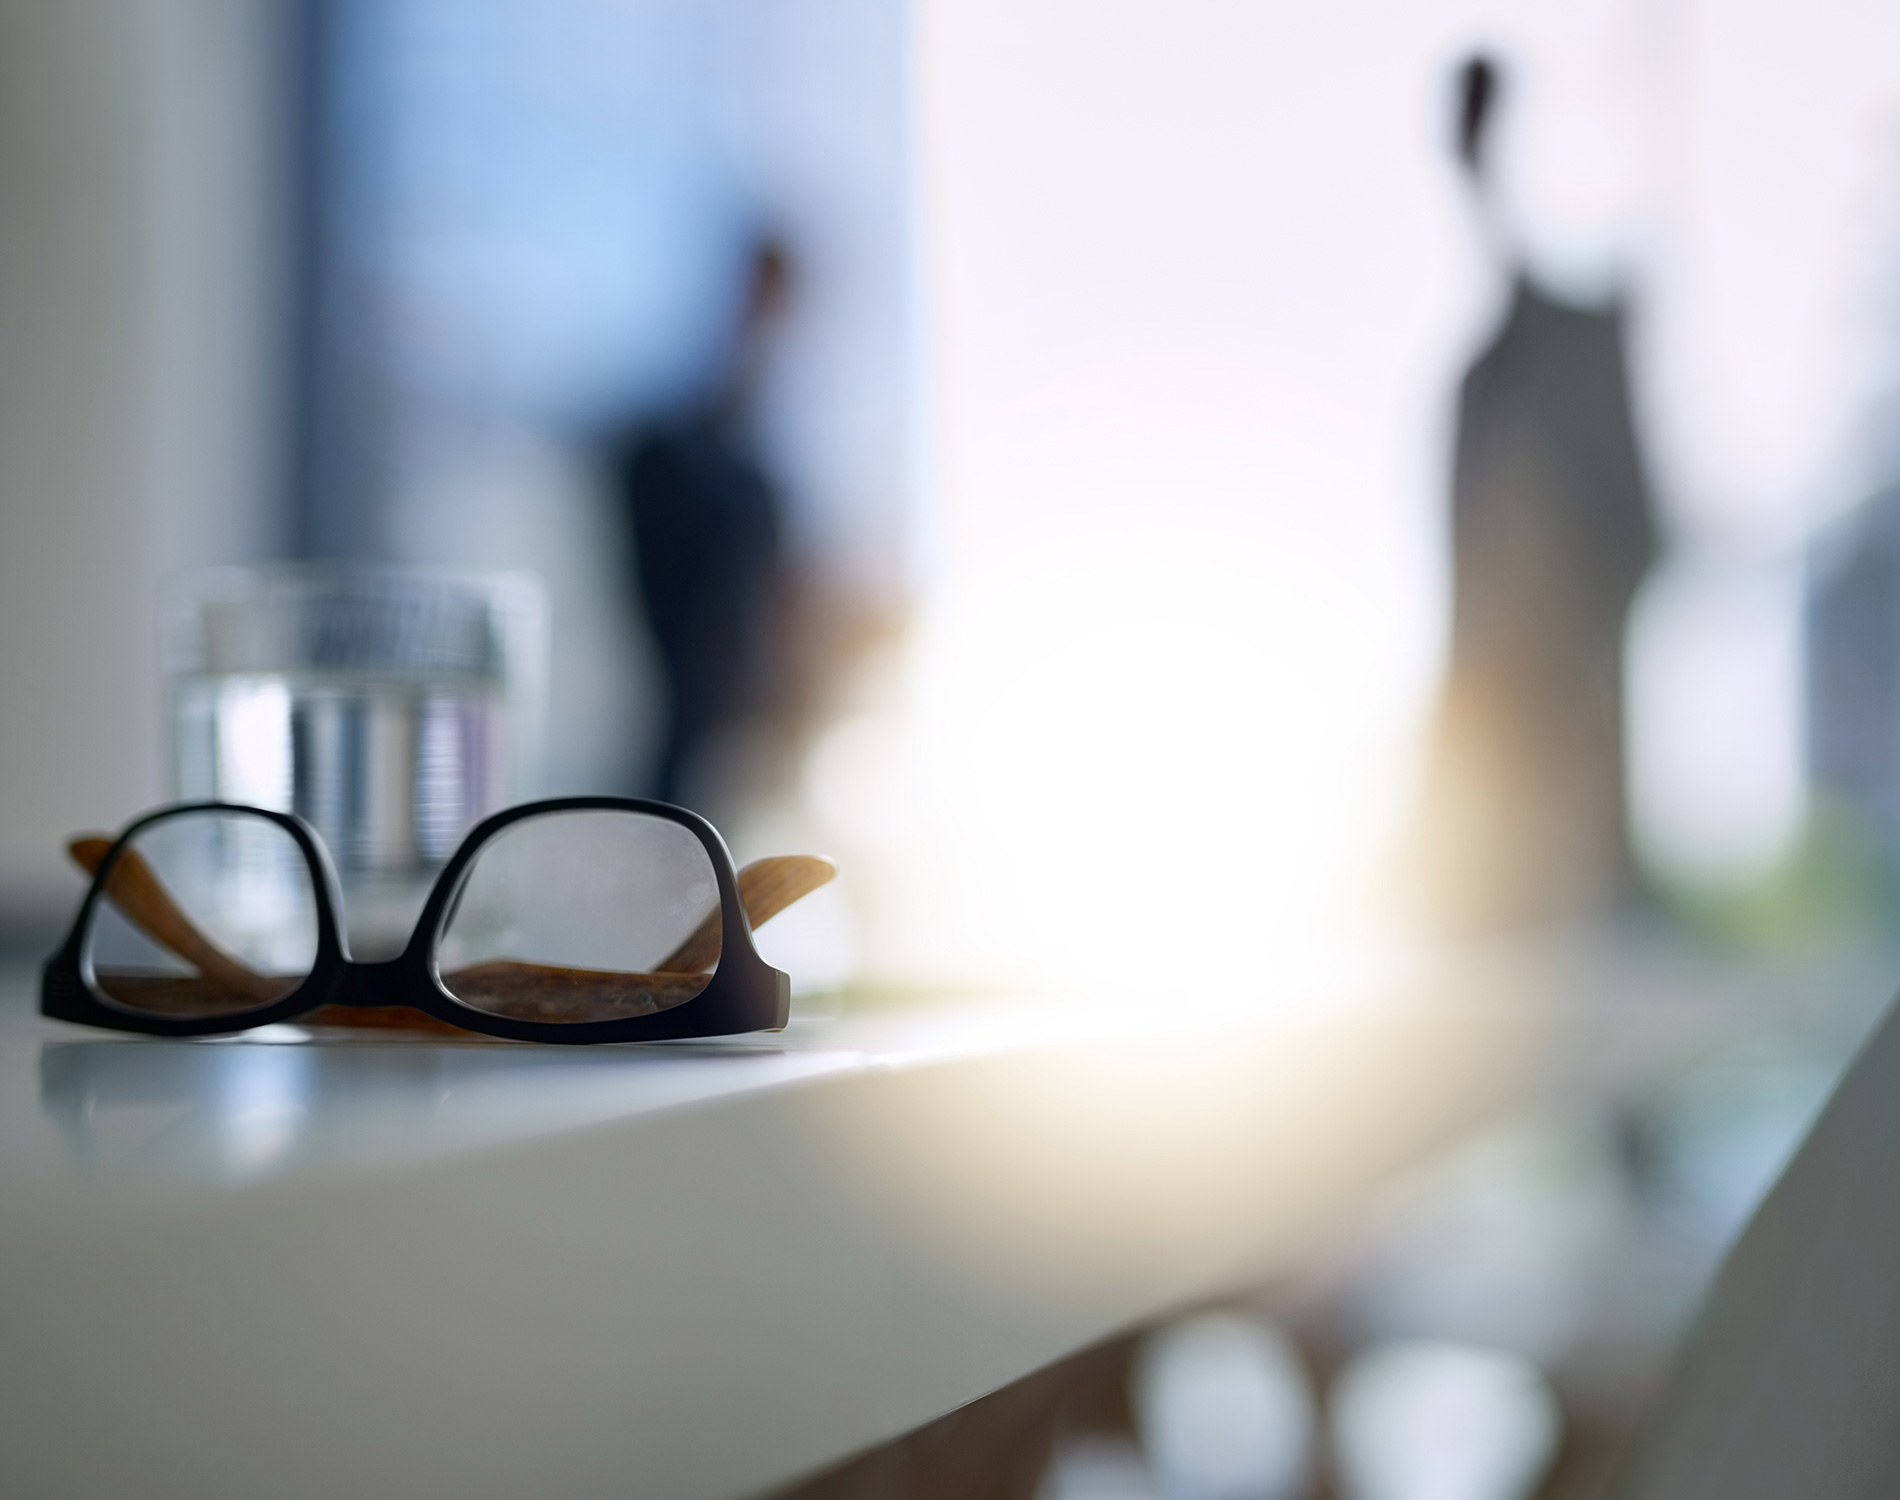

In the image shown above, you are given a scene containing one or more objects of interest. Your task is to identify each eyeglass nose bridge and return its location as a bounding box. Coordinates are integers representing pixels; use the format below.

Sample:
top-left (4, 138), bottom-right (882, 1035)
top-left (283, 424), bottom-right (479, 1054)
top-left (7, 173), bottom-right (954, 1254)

top-left (324, 956), bottom-right (413, 1009)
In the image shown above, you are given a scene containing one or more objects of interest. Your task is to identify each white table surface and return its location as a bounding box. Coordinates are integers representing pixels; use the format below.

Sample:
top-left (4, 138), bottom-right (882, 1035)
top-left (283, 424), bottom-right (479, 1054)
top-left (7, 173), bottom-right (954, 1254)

top-left (0, 959), bottom-right (1534, 1500)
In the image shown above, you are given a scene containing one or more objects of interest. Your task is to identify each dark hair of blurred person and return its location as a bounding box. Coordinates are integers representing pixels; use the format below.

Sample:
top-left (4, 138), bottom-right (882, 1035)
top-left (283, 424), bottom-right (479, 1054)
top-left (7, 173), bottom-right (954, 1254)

top-left (608, 239), bottom-right (794, 808)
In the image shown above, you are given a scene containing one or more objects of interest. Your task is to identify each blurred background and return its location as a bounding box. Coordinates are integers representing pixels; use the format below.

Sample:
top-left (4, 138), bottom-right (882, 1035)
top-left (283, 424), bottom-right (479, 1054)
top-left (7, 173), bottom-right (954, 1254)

top-left (7, 0), bottom-right (1900, 1495)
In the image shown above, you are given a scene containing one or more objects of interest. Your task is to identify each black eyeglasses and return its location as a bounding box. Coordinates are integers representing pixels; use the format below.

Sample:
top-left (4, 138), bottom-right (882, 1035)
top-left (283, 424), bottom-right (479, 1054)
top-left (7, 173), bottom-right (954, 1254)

top-left (41, 798), bottom-right (834, 1044)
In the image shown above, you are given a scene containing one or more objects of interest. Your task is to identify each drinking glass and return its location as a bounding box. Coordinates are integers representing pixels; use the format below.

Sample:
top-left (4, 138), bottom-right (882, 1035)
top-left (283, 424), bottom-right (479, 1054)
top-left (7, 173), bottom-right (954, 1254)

top-left (166, 565), bottom-right (547, 958)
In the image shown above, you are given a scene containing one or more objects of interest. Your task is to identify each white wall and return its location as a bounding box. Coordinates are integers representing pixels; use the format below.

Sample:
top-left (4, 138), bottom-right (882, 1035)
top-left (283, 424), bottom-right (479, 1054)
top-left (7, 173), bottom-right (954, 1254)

top-left (0, 0), bottom-right (281, 930)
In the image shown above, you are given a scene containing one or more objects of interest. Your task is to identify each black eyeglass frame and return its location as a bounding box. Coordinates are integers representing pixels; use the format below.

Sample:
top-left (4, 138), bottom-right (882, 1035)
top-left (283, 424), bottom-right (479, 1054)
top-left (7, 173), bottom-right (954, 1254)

top-left (41, 796), bottom-right (791, 1044)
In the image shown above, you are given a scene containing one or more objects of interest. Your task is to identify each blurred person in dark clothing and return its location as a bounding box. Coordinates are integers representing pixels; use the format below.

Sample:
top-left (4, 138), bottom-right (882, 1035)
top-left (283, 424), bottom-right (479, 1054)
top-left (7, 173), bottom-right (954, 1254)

top-left (610, 240), bottom-right (793, 808)
top-left (1410, 56), bottom-right (1660, 932)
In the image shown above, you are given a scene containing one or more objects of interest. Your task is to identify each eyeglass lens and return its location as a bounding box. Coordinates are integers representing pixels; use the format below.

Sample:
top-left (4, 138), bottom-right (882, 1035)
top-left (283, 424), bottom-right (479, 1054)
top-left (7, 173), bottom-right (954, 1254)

top-left (433, 809), bottom-right (722, 1024)
top-left (81, 810), bottom-right (319, 1017)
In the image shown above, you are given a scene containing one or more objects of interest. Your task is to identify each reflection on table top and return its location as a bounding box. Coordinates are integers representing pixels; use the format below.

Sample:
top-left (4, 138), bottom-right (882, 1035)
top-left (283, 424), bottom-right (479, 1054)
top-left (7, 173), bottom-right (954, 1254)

top-left (2, 958), bottom-right (1454, 1210)
top-left (25, 1008), bottom-right (870, 1202)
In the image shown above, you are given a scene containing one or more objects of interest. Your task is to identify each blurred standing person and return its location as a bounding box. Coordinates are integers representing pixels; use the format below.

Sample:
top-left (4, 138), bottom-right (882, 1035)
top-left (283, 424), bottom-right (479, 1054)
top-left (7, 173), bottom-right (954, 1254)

top-left (610, 239), bottom-right (794, 808)
top-left (1410, 56), bottom-right (1660, 932)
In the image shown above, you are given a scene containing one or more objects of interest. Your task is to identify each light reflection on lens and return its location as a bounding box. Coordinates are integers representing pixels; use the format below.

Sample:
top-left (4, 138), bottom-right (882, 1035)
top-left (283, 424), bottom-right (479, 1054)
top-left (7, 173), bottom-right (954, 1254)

top-left (435, 809), bottom-right (721, 1024)
top-left (83, 811), bottom-right (318, 1018)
